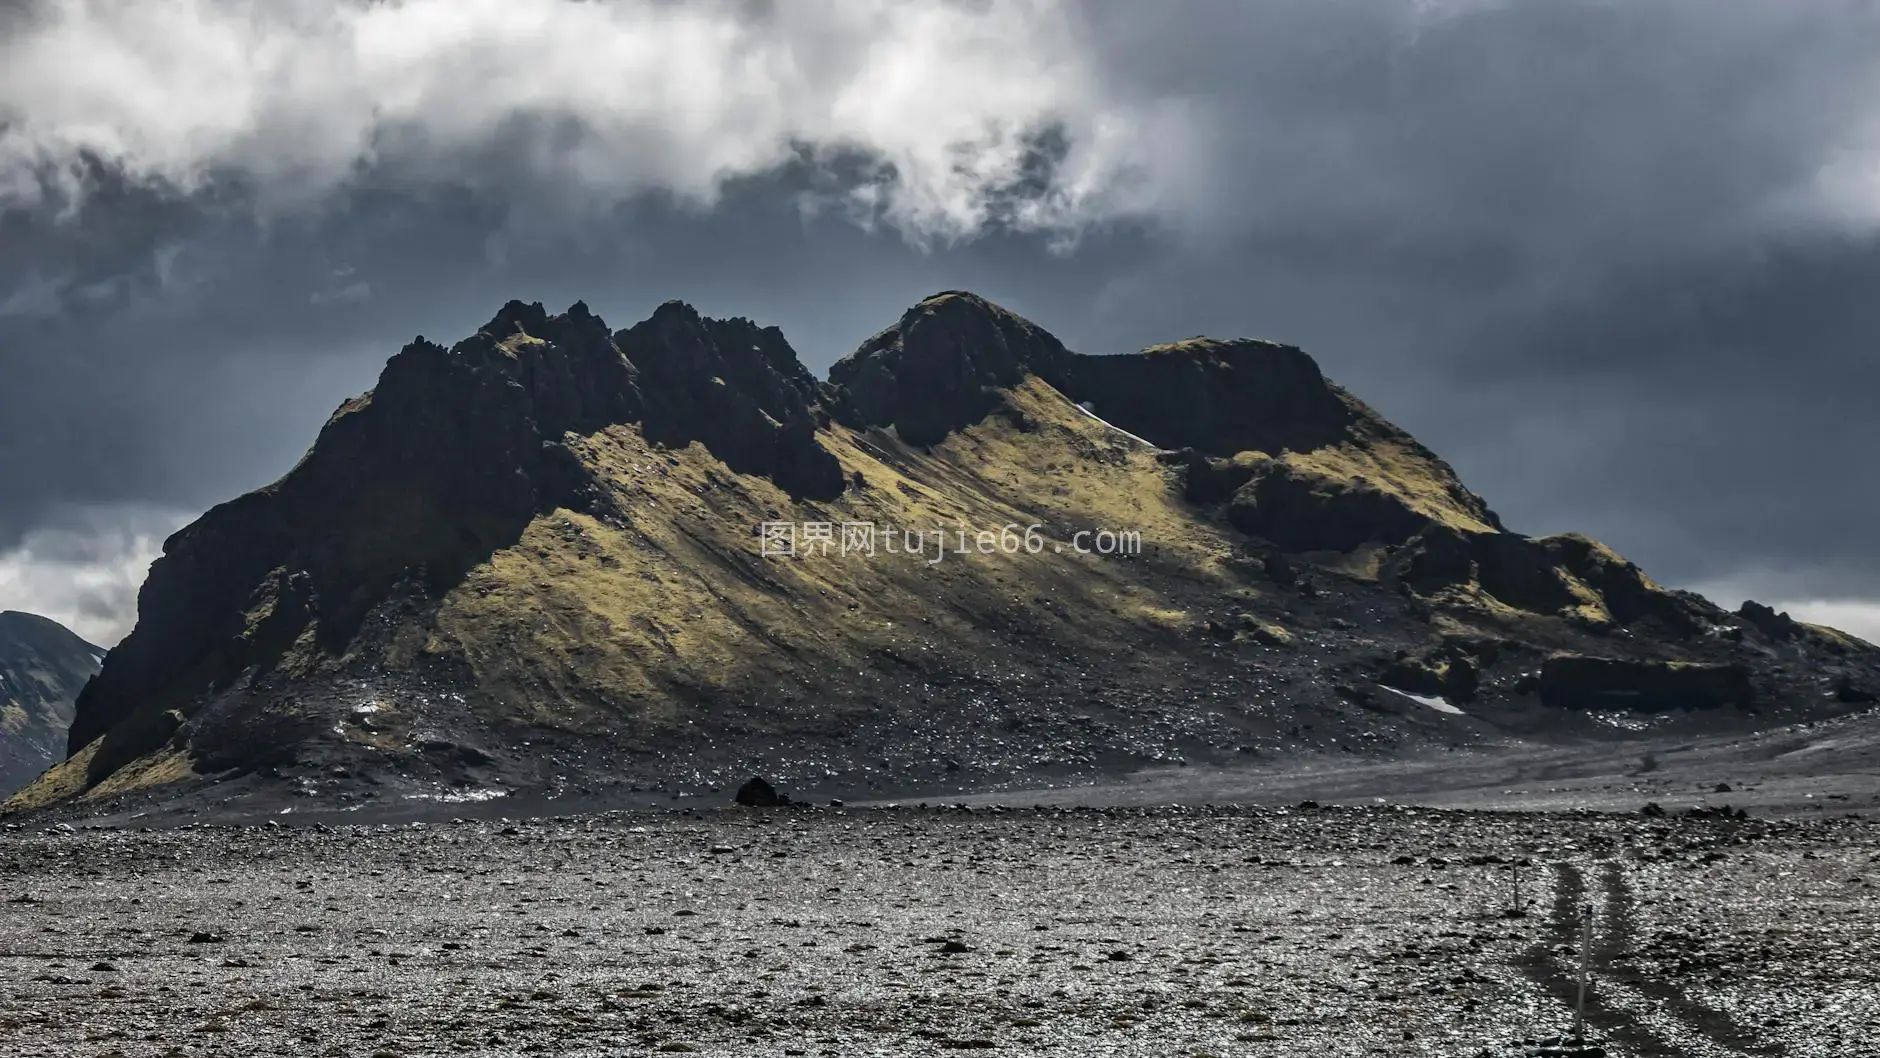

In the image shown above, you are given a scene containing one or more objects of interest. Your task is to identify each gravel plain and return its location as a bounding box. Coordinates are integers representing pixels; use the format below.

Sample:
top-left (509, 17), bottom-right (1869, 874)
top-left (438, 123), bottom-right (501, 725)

top-left (3, 803), bottom-right (1875, 1058)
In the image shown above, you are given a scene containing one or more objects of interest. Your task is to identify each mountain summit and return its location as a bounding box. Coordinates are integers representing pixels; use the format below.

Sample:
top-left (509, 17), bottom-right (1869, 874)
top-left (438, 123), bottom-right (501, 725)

top-left (10, 293), bottom-right (1877, 815)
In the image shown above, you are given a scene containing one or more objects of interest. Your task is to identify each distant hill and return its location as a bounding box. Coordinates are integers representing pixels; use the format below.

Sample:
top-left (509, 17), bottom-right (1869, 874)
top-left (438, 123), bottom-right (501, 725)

top-left (0, 611), bottom-right (102, 797)
top-left (10, 292), bottom-right (1878, 817)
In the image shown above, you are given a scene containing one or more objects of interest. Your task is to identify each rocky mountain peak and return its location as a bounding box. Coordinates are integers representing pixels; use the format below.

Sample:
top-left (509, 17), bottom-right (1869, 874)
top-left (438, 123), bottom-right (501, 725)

top-left (59, 296), bottom-right (846, 779)
top-left (13, 291), bottom-right (1879, 819)
top-left (831, 290), bottom-right (1074, 445)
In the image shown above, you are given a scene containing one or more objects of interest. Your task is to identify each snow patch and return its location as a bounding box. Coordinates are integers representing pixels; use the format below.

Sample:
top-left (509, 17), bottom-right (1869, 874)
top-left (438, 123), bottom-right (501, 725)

top-left (1073, 402), bottom-right (1157, 449)
top-left (404, 788), bottom-right (510, 804)
top-left (1381, 686), bottom-right (1466, 715)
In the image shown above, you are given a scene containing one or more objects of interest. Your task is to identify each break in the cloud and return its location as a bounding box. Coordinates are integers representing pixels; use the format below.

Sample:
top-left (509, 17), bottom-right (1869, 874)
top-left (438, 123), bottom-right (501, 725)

top-left (1690, 572), bottom-right (1880, 650)
top-left (0, 505), bottom-right (183, 646)
top-left (3, 0), bottom-right (1880, 642)
top-left (1781, 602), bottom-right (1880, 649)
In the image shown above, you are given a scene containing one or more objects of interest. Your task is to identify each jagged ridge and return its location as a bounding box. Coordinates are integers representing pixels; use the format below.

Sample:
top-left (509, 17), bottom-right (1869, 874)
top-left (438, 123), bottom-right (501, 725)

top-left (12, 291), bottom-right (1879, 814)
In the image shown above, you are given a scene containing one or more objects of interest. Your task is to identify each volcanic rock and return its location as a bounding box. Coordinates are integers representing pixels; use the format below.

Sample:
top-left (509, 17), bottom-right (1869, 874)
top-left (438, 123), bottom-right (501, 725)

top-left (1834, 676), bottom-right (1879, 704)
top-left (830, 292), bottom-right (1072, 445)
top-left (1538, 656), bottom-right (1755, 711)
top-left (9, 291), bottom-right (1880, 817)
top-left (1738, 600), bottom-right (1802, 641)
top-left (735, 777), bottom-right (789, 808)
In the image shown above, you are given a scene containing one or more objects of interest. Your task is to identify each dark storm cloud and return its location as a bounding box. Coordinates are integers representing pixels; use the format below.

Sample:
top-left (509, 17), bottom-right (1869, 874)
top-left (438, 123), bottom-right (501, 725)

top-left (3, 0), bottom-right (1880, 642)
top-left (0, 172), bottom-right (1120, 550)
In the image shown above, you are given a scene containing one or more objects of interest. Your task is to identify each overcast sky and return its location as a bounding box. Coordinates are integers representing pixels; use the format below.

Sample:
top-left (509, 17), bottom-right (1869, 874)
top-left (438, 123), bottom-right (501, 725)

top-left (3, 0), bottom-right (1879, 646)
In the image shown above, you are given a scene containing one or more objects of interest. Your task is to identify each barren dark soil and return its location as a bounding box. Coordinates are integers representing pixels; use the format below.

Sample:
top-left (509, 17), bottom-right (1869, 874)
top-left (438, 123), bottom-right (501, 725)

top-left (3, 804), bottom-right (1875, 1057)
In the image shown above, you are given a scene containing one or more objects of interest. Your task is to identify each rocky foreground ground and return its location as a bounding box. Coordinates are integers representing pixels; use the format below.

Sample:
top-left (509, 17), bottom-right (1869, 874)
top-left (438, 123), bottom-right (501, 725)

top-left (1, 805), bottom-right (1874, 1058)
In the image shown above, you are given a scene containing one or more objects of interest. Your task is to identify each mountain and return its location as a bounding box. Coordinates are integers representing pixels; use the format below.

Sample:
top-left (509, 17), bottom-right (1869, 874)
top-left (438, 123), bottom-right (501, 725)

top-left (0, 611), bottom-right (103, 797)
top-left (9, 292), bottom-right (1878, 816)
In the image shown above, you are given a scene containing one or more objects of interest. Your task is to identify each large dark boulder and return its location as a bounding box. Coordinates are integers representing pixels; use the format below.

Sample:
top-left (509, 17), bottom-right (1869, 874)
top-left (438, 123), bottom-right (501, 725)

top-left (734, 776), bottom-right (789, 808)
top-left (1538, 655), bottom-right (1754, 711)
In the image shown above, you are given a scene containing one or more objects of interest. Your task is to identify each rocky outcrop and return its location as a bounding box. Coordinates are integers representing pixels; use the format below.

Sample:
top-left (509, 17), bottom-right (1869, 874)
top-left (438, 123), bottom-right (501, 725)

top-left (617, 301), bottom-right (844, 499)
top-left (64, 299), bottom-right (847, 781)
top-left (0, 612), bottom-right (101, 796)
top-left (1379, 650), bottom-right (1480, 702)
top-left (1538, 656), bottom-right (1755, 711)
top-left (1737, 600), bottom-right (1802, 642)
top-left (1058, 338), bottom-right (1351, 458)
top-left (1218, 453), bottom-right (1440, 552)
top-left (1058, 338), bottom-right (1501, 555)
top-left (830, 291), bottom-right (1072, 445)
top-left (1386, 524), bottom-right (1708, 633)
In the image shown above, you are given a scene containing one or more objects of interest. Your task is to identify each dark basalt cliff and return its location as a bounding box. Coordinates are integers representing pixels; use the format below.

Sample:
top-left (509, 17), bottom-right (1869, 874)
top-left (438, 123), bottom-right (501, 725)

top-left (64, 298), bottom-right (847, 780)
top-left (0, 612), bottom-right (101, 797)
top-left (830, 291), bottom-right (1075, 445)
top-left (14, 291), bottom-right (1879, 815)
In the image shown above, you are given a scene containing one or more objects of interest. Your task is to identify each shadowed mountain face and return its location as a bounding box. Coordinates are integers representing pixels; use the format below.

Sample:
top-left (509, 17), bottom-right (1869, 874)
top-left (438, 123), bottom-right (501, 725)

top-left (11, 292), bottom-right (1879, 815)
top-left (0, 612), bottom-right (102, 797)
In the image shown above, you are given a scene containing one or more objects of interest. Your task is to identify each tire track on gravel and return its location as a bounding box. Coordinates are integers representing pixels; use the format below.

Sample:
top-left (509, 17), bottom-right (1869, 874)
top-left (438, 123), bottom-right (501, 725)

top-left (1515, 859), bottom-right (1783, 1057)
top-left (1515, 860), bottom-right (1673, 1057)
top-left (1594, 859), bottom-right (1785, 1057)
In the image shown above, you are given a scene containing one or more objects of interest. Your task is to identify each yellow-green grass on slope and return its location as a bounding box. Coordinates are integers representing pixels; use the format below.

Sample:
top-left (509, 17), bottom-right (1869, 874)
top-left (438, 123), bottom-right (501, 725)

top-left (422, 375), bottom-right (1268, 738)
top-left (25, 371), bottom-right (1290, 795)
top-left (1553, 570), bottom-right (1618, 627)
top-left (1280, 439), bottom-right (1496, 536)
top-left (3, 738), bottom-right (95, 812)
top-left (1804, 623), bottom-right (1877, 652)
top-left (4, 737), bottom-right (200, 814)
top-left (1138, 337), bottom-right (1292, 357)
